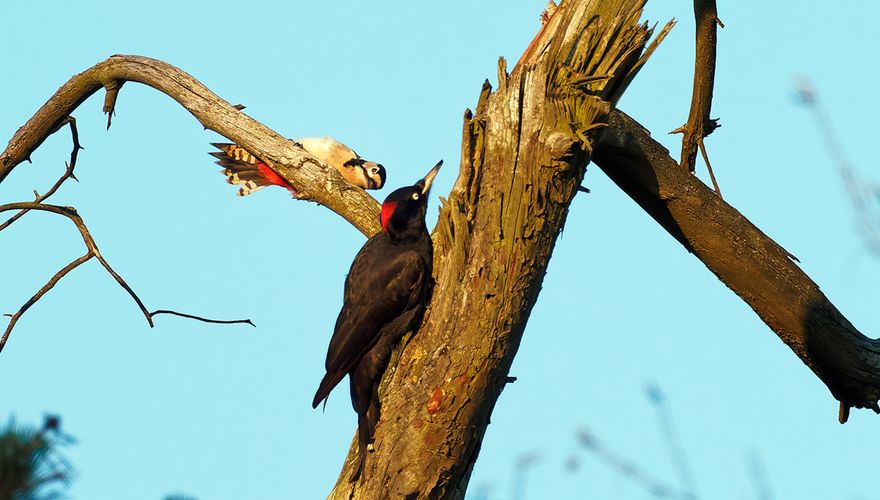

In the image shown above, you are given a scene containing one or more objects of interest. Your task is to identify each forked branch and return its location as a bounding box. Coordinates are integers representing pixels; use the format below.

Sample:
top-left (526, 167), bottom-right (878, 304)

top-left (675, 0), bottom-right (722, 183)
top-left (0, 116), bottom-right (82, 231)
top-left (0, 201), bottom-right (253, 353)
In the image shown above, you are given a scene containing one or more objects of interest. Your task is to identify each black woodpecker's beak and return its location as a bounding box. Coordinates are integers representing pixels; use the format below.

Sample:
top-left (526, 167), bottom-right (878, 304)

top-left (419, 160), bottom-right (443, 196)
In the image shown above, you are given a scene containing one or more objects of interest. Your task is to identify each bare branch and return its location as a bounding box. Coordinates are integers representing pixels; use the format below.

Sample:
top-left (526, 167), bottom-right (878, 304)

top-left (0, 202), bottom-right (252, 353)
top-left (0, 55), bottom-right (380, 236)
top-left (593, 109), bottom-right (880, 416)
top-left (678, 0), bottom-right (722, 174)
top-left (0, 117), bottom-right (82, 231)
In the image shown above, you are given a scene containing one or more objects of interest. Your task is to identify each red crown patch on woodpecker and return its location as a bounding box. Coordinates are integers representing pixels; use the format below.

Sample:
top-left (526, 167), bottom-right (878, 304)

top-left (380, 200), bottom-right (398, 233)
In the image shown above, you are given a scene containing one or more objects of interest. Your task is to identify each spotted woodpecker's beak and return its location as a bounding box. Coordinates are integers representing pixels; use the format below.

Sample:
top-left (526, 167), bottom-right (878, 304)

top-left (363, 162), bottom-right (386, 190)
top-left (419, 160), bottom-right (443, 196)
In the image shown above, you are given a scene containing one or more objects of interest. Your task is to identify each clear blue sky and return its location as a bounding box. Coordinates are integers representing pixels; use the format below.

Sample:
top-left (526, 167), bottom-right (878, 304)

top-left (2, 1), bottom-right (878, 499)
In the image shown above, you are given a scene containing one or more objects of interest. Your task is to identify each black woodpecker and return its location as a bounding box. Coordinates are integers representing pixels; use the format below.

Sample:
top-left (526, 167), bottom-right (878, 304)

top-left (312, 160), bottom-right (442, 482)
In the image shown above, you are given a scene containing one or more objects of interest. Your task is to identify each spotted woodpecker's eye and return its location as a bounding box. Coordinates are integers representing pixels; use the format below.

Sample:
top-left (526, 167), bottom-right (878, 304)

top-left (371, 167), bottom-right (381, 176)
top-left (411, 192), bottom-right (420, 201)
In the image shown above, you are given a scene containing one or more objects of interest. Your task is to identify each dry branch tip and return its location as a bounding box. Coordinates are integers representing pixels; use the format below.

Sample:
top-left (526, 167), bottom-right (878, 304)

top-left (150, 309), bottom-right (256, 327)
top-left (839, 401), bottom-right (851, 424)
top-left (103, 80), bottom-right (123, 130)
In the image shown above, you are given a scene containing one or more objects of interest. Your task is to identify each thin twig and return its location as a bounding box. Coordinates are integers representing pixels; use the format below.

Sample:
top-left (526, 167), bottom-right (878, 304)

top-left (150, 309), bottom-right (255, 327)
top-left (575, 427), bottom-right (689, 499)
top-left (0, 117), bottom-right (82, 231)
top-left (93, 252), bottom-right (154, 327)
top-left (646, 383), bottom-right (700, 500)
top-left (678, 0), bottom-right (722, 174)
top-left (698, 138), bottom-right (722, 199)
top-left (2, 253), bottom-right (92, 353)
top-left (797, 77), bottom-right (880, 259)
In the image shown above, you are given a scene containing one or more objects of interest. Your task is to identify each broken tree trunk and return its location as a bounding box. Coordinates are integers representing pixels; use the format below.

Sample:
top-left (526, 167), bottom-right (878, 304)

top-left (328, 1), bottom-right (671, 497)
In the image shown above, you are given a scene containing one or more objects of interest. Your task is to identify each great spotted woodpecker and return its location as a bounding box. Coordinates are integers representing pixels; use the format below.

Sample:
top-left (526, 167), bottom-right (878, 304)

top-left (209, 137), bottom-right (386, 196)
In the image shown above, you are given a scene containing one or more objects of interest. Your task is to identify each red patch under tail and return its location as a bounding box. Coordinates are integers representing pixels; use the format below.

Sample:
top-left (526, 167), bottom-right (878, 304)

top-left (210, 143), bottom-right (297, 196)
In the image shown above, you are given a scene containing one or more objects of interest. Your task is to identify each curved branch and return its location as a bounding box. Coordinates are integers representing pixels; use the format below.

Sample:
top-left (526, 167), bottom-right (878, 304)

top-left (593, 109), bottom-right (880, 418)
top-left (0, 55), bottom-right (380, 236)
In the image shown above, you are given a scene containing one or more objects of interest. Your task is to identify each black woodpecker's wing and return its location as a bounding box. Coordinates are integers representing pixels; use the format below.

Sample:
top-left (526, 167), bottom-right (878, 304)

top-left (312, 234), bottom-right (428, 408)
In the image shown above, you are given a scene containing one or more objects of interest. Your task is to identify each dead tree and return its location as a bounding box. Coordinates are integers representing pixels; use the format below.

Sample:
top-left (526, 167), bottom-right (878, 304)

top-left (1, 0), bottom-right (877, 497)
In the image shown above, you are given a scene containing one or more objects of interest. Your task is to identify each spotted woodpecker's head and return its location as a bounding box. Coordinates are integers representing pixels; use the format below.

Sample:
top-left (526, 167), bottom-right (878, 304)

top-left (297, 137), bottom-right (386, 190)
top-left (381, 160), bottom-right (443, 241)
top-left (344, 158), bottom-right (386, 190)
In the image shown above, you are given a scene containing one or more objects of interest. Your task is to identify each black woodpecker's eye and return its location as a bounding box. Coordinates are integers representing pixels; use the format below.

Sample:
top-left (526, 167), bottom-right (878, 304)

top-left (411, 192), bottom-right (420, 200)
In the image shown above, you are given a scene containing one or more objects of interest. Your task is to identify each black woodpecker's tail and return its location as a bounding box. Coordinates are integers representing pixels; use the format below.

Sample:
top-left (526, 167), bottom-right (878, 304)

top-left (312, 370), bottom-right (347, 409)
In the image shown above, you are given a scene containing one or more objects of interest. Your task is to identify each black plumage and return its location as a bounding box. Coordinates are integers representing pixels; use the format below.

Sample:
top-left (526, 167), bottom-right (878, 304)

top-left (313, 160), bottom-right (442, 482)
